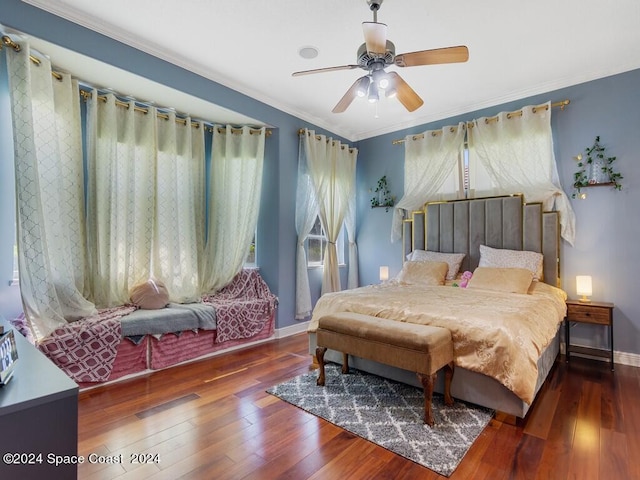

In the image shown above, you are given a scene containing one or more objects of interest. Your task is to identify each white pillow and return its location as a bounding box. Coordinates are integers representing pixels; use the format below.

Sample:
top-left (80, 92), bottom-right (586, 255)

top-left (406, 250), bottom-right (465, 281)
top-left (478, 245), bottom-right (543, 281)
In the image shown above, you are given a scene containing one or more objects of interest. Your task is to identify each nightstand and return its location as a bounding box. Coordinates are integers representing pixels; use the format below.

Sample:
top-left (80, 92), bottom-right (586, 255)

top-left (565, 300), bottom-right (615, 370)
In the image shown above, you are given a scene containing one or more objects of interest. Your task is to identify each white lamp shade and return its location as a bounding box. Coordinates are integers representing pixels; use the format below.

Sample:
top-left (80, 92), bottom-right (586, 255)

top-left (379, 266), bottom-right (389, 282)
top-left (576, 275), bottom-right (592, 299)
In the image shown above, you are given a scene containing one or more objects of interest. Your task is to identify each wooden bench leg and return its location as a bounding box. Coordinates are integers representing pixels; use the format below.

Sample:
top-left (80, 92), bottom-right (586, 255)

top-left (444, 362), bottom-right (455, 406)
top-left (316, 347), bottom-right (327, 386)
top-left (417, 372), bottom-right (436, 427)
top-left (341, 352), bottom-right (349, 374)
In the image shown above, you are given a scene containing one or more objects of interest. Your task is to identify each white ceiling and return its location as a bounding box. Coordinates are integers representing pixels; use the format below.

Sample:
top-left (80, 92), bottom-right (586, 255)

top-left (20, 0), bottom-right (640, 141)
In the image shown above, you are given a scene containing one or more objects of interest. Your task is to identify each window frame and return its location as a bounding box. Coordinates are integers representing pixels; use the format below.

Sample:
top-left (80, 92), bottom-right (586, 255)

top-left (307, 216), bottom-right (345, 268)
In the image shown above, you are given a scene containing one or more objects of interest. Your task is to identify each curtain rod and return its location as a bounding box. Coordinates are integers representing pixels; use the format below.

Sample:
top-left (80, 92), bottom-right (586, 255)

top-left (79, 91), bottom-right (270, 136)
top-left (298, 128), bottom-right (356, 152)
top-left (391, 99), bottom-right (570, 145)
top-left (2, 34), bottom-right (271, 137)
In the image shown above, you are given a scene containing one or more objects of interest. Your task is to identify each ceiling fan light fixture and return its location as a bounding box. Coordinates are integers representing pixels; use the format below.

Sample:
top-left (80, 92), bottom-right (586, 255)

top-left (355, 76), bottom-right (370, 97)
top-left (385, 86), bottom-right (397, 98)
top-left (367, 81), bottom-right (379, 103)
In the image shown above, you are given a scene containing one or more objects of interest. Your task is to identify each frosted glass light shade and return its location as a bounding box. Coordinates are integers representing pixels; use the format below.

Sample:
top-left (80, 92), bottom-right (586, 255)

top-left (379, 266), bottom-right (389, 282)
top-left (576, 275), bottom-right (592, 302)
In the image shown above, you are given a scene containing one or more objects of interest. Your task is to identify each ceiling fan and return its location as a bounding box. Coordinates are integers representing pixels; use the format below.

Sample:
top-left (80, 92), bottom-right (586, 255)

top-left (292, 0), bottom-right (469, 113)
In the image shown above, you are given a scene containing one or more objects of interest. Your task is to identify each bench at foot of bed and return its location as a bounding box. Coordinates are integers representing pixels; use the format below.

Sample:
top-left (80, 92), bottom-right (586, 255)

top-left (315, 312), bottom-right (454, 427)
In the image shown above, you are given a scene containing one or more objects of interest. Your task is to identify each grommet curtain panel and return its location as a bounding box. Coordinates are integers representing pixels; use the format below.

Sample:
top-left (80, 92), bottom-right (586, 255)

top-left (294, 134), bottom-right (319, 319)
top-left (6, 43), bottom-right (96, 340)
top-left (391, 123), bottom-right (466, 243)
top-left (468, 102), bottom-right (576, 245)
top-left (86, 91), bottom-right (206, 306)
top-left (201, 126), bottom-right (266, 292)
top-left (295, 130), bottom-right (357, 316)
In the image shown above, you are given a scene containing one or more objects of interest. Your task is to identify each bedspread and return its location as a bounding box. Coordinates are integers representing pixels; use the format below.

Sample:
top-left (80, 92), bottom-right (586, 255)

top-left (309, 282), bottom-right (566, 404)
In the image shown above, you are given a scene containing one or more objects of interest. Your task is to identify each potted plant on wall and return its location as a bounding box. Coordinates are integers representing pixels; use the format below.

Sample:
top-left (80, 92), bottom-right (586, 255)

top-left (572, 136), bottom-right (622, 198)
top-left (370, 175), bottom-right (395, 212)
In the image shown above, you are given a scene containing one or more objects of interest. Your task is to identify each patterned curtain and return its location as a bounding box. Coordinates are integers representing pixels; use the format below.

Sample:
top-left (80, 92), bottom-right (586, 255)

top-left (201, 126), bottom-right (266, 293)
top-left (6, 41), bottom-right (96, 341)
top-left (86, 91), bottom-right (206, 306)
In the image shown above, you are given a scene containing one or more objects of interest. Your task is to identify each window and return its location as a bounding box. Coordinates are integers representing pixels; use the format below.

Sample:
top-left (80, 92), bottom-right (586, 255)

top-left (307, 216), bottom-right (345, 267)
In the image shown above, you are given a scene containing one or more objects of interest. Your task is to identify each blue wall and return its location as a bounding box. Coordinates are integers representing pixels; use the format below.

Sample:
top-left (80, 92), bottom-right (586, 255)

top-left (1, 1), bottom-right (639, 358)
top-left (357, 69), bottom-right (640, 356)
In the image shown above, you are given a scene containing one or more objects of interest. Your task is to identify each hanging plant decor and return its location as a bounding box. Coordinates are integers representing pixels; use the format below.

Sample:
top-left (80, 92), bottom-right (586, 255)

top-left (370, 175), bottom-right (395, 211)
top-left (572, 136), bottom-right (622, 198)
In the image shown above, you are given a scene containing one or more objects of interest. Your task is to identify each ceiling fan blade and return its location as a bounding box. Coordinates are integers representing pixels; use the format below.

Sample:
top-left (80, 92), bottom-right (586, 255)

top-left (332, 76), bottom-right (369, 113)
top-left (292, 64), bottom-right (360, 77)
top-left (394, 45), bottom-right (469, 67)
top-left (362, 21), bottom-right (388, 54)
top-left (388, 72), bottom-right (423, 112)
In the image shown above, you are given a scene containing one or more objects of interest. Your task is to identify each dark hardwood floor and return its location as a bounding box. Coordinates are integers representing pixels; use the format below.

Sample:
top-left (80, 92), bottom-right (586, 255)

top-left (78, 333), bottom-right (640, 479)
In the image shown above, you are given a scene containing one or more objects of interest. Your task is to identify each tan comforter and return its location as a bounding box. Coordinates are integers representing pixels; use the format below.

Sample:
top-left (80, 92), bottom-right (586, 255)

top-left (308, 281), bottom-right (567, 404)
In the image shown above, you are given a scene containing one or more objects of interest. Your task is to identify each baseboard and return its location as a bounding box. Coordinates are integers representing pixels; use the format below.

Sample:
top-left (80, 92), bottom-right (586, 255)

top-left (615, 350), bottom-right (640, 368)
top-left (562, 343), bottom-right (640, 368)
top-left (275, 320), bottom-right (310, 338)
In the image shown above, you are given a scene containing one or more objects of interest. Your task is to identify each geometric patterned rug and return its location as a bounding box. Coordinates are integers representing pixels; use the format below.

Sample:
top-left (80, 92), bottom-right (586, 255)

top-left (267, 363), bottom-right (494, 477)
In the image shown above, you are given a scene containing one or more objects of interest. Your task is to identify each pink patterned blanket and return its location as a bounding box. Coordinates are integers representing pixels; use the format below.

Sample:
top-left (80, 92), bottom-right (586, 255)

top-left (37, 305), bottom-right (135, 383)
top-left (202, 269), bottom-right (278, 343)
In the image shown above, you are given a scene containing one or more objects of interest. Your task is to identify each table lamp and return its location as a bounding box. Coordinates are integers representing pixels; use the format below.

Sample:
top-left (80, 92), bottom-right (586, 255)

top-left (576, 275), bottom-right (592, 303)
top-left (379, 266), bottom-right (389, 283)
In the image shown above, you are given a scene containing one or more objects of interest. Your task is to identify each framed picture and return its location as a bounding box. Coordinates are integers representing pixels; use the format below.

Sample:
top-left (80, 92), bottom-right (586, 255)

top-left (0, 329), bottom-right (19, 386)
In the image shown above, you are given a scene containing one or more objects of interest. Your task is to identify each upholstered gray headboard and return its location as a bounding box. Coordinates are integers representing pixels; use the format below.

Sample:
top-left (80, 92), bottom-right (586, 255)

top-left (402, 194), bottom-right (560, 287)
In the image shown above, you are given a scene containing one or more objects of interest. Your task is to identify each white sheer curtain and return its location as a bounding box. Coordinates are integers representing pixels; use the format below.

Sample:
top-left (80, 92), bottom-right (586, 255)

top-left (6, 42), bottom-right (96, 340)
top-left (86, 92), bottom-right (206, 306)
top-left (468, 102), bottom-right (576, 245)
top-left (87, 93), bottom-right (156, 306)
top-left (294, 134), bottom-right (319, 319)
top-left (153, 112), bottom-right (205, 302)
top-left (345, 166), bottom-right (359, 290)
top-left (201, 126), bottom-right (266, 292)
top-left (391, 123), bottom-right (466, 242)
top-left (304, 130), bottom-right (358, 295)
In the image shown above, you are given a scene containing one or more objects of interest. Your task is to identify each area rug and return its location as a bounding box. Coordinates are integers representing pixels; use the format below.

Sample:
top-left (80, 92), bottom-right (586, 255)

top-left (267, 363), bottom-right (494, 477)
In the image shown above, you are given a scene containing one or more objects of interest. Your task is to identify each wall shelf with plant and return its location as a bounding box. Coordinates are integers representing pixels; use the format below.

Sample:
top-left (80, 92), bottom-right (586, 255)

top-left (572, 135), bottom-right (622, 199)
top-left (370, 175), bottom-right (395, 212)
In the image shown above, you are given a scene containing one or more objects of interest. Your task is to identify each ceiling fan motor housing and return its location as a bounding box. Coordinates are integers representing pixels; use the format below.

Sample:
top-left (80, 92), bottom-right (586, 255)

top-left (357, 41), bottom-right (395, 69)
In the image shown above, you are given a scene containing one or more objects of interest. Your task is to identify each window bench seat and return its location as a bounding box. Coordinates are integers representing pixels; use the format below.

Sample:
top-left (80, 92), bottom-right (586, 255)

top-left (14, 270), bottom-right (277, 388)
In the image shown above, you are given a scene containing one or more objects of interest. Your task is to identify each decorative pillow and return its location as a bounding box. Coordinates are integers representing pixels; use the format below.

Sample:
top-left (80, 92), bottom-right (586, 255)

top-left (478, 245), bottom-right (544, 281)
top-left (129, 279), bottom-right (169, 310)
top-left (396, 261), bottom-right (448, 286)
top-left (405, 250), bottom-right (465, 281)
top-left (466, 267), bottom-right (534, 294)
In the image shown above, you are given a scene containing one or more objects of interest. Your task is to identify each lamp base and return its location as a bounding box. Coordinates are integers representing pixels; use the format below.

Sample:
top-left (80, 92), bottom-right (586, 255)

top-left (578, 295), bottom-right (591, 303)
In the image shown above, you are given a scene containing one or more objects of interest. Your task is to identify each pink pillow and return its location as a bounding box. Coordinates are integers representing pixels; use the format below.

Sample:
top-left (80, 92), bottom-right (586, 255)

top-left (129, 279), bottom-right (169, 309)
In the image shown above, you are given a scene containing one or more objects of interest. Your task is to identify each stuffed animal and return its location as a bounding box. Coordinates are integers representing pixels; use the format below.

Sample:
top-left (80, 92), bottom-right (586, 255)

top-left (459, 271), bottom-right (473, 288)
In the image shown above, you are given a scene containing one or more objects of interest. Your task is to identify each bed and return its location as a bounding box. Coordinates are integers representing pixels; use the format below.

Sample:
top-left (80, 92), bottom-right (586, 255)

top-left (307, 194), bottom-right (566, 418)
